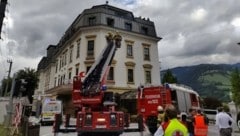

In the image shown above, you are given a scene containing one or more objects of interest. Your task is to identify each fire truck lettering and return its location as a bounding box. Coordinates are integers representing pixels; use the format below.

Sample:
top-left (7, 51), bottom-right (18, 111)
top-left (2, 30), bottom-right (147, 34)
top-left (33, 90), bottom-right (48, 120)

top-left (145, 95), bottom-right (160, 99)
top-left (147, 99), bottom-right (158, 104)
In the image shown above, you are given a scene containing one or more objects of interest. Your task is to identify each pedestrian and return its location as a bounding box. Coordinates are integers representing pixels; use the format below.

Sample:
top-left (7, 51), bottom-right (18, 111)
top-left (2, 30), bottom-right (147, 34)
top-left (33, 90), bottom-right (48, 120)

top-left (194, 109), bottom-right (208, 136)
top-left (157, 105), bottom-right (165, 126)
top-left (154, 104), bottom-right (188, 136)
top-left (215, 107), bottom-right (234, 136)
top-left (186, 108), bottom-right (196, 136)
top-left (181, 113), bottom-right (188, 127)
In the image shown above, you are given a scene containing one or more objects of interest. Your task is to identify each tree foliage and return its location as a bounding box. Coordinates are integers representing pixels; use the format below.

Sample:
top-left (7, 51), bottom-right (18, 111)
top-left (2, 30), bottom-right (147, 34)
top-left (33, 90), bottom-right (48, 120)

top-left (1, 78), bottom-right (12, 96)
top-left (15, 67), bottom-right (39, 103)
top-left (203, 97), bottom-right (222, 109)
top-left (161, 69), bottom-right (178, 84)
top-left (230, 68), bottom-right (240, 106)
top-left (1, 67), bottom-right (39, 103)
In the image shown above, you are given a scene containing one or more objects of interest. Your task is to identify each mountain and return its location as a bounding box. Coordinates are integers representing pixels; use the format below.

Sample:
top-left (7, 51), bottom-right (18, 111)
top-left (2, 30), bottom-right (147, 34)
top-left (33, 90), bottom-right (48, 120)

top-left (160, 63), bottom-right (240, 102)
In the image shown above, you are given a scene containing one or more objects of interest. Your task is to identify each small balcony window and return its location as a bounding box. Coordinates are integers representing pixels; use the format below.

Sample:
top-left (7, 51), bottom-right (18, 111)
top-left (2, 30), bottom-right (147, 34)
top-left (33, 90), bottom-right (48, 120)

top-left (89, 17), bottom-right (96, 26)
top-left (125, 22), bottom-right (132, 31)
top-left (141, 26), bottom-right (148, 35)
top-left (107, 18), bottom-right (114, 27)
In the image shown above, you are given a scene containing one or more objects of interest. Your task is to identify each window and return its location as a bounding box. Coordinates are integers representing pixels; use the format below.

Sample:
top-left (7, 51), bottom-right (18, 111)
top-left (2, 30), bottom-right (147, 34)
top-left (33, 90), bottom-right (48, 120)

top-left (76, 40), bottom-right (80, 58)
top-left (86, 66), bottom-right (91, 73)
top-left (127, 44), bottom-right (133, 57)
top-left (63, 74), bottom-right (65, 84)
top-left (69, 47), bottom-right (73, 63)
top-left (107, 67), bottom-right (114, 80)
top-left (75, 67), bottom-right (79, 75)
top-left (68, 71), bottom-right (72, 80)
top-left (145, 70), bottom-right (151, 84)
top-left (141, 26), bottom-right (148, 34)
top-left (190, 93), bottom-right (199, 107)
top-left (143, 47), bottom-right (150, 60)
top-left (127, 69), bottom-right (134, 83)
top-left (54, 77), bottom-right (57, 87)
top-left (58, 76), bottom-right (60, 85)
top-left (89, 17), bottom-right (96, 26)
top-left (87, 40), bottom-right (94, 56)
top-left (65, 51), bottom-right (67, 65)
top-left (125, 22), bottom-right (132, 31)
top-left (59, 56), bottom-right (62, 69)
top-left (107, 18), bottom-right (114, 27)
top-left (55, 60), bottom-right (58, 73)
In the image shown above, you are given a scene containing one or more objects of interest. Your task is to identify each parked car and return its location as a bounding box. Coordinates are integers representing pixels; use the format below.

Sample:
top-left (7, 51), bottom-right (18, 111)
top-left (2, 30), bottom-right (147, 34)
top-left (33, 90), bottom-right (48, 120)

top-left (203, 109), bottom-right (218, 123)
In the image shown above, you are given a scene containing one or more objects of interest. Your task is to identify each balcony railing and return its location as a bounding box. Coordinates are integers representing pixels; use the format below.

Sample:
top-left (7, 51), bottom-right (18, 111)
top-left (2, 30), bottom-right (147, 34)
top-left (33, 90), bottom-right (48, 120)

top-left (45, 79), bottom-right (73, 95)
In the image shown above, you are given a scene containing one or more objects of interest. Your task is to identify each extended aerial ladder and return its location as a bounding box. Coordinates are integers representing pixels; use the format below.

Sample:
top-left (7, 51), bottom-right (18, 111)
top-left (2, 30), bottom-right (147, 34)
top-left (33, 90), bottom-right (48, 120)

top-left (71, 33), bottom-right (125, 136)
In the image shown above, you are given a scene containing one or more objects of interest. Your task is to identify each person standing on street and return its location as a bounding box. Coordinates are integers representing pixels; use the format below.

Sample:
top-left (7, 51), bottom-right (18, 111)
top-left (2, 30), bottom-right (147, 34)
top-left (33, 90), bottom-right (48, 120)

top-left (187, 108), bottom-right (196, 136)
top-left (154, 104), bottom-right (188, 136)
top-left (215, 107), bottom-right (234, 136)
top-left (194, 109), bottom-right (208, 136)
top-left (157, 105), bottom-right (165, 126)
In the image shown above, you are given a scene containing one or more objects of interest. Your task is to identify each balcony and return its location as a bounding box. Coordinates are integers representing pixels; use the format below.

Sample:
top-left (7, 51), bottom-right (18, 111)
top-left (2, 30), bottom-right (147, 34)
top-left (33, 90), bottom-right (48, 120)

top-left (45, 80), bottom-right (73, 95)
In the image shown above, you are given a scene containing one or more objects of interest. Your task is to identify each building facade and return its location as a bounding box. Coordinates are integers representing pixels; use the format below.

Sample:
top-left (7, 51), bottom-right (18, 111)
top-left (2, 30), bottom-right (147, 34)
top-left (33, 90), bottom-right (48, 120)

top-left (36, 4), bottom-right (161, 114)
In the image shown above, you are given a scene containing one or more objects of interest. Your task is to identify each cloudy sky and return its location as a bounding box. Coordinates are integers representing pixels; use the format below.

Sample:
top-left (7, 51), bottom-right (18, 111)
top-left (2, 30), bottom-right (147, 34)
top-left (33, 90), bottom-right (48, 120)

top-left (0, 0), bottom-right (240, 81)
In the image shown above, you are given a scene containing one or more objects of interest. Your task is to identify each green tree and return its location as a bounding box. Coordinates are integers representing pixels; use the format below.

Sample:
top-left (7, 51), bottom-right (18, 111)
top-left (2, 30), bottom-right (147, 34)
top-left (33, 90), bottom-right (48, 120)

top-left (15, 68), bottom-right (39, 103)
top-left (230, 68), bottom-right (240, 106)
top-left (161, 69), bottom-right (178, 84)
top-left (203, 97), bottom-right (222, 109)
top-left (1, 78), bottom-right (12, 96)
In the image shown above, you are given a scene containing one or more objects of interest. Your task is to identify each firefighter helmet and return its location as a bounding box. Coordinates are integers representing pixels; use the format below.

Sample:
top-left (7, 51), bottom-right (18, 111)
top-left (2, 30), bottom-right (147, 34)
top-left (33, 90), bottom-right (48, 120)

top-left (157, 106), bottom-right (164, 112)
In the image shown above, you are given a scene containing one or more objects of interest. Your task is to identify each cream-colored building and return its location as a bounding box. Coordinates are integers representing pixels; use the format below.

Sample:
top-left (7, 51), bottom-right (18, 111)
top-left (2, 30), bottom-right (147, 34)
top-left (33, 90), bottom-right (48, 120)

top-left (36, 4), bottom-right (161, 114)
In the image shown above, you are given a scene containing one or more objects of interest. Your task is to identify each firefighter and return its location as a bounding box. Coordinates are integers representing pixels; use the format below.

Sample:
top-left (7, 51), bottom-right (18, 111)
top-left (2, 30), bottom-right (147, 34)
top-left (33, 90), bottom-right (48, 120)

top-left (157, 106), bottom-right (164, 125)
top-left (154, 104), bottom-right (188, 136)
top-left (187, 108), bottom-right (196, 136)
top-left (194, 109), bottom-right (208, 136)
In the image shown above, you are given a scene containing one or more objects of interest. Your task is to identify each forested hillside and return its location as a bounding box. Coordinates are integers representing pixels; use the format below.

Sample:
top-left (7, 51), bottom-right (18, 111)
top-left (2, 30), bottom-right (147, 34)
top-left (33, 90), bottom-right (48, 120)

top-left (161, 63), bottom-right (240, 102)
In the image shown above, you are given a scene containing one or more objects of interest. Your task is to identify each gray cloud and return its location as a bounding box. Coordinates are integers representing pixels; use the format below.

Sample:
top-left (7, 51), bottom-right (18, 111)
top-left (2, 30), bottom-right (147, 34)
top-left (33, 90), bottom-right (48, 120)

top-left (1, 0), bottom-right (240, 80)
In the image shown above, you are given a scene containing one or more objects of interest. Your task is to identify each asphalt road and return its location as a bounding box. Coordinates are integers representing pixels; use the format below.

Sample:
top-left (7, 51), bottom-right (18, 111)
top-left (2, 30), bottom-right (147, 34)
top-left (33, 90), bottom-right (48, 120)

top-left (40, 123), bottom-right (240, 136)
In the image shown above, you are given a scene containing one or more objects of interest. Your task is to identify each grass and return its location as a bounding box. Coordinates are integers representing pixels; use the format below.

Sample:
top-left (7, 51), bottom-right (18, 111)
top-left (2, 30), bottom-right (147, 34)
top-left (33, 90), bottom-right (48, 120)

top-left (0, 125), bottom-right (7, 136)
top-left (0, 124), bottom-right (23, 136)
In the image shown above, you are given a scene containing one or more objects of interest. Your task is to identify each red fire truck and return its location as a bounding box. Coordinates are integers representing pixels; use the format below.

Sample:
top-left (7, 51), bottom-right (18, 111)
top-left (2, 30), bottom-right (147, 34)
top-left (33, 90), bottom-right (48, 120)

top-left (137, 83), bottom-right (200, 134)
top-left (72, 33), bottom-right (125, 136)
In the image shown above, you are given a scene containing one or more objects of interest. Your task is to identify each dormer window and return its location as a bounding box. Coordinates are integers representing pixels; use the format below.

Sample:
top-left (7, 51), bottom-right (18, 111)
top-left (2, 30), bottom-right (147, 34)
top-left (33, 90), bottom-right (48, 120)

top-left (141, 26), bottom-right (148, 35)
top-left (125, 22), bottom-right (132, 31)
top-left (107, 18), bottom-right (114, 27)
top-left (89, 17), bottom-right (96, 26)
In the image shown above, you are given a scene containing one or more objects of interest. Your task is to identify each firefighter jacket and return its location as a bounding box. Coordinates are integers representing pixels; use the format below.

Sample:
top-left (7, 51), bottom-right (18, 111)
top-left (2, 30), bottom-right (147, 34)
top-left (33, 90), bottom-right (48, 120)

top-left (194, 114), bottom-right (208, 136)
top-left (163, 118), bottom-right (188, 136)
